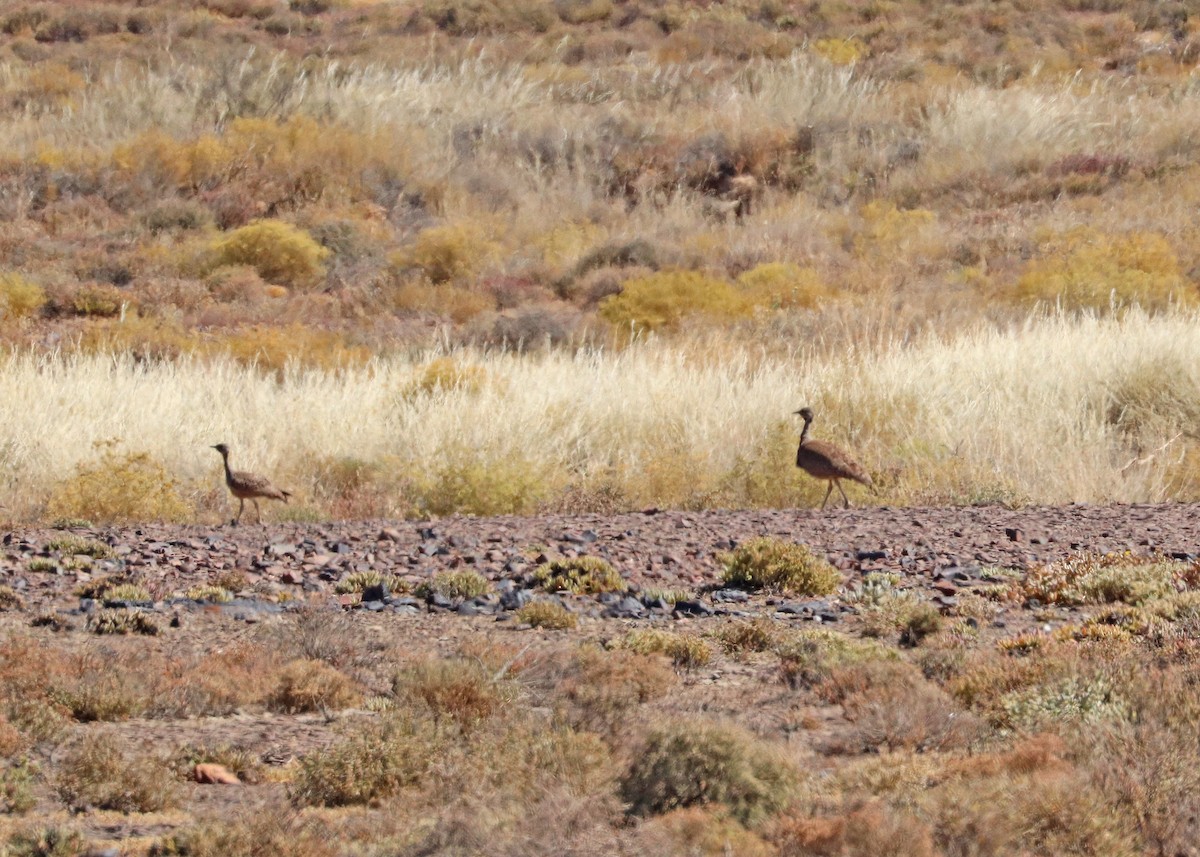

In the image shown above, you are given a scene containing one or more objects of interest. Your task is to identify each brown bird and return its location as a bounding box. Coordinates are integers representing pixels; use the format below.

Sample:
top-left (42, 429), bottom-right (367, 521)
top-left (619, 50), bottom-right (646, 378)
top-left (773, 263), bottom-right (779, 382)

top-left (793, 407), bottom-right (873, 509)
top-left (211, 443), bottom-right (291, 525)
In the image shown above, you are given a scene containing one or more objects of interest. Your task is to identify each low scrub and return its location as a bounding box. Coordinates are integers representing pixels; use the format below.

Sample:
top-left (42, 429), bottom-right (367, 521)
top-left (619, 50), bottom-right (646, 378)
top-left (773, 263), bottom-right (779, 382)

top-left (56, 732), bottom-right (178, 813)
top-left (47, 447), bottom-right (194, 524)
top-left (621, 718), bottom-right (798, 825)
top-left (268, 659), bottom-right (361, 714)
top-left (290, 713), bottom-right (442, 807)
top-left (532, 555), bottom-right (626, 594)
top-left (721, 538), bottom-right (842, 595)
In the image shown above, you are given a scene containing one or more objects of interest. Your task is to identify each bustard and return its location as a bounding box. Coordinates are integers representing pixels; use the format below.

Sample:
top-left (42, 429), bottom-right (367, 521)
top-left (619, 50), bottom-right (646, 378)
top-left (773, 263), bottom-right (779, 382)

top-left (211, 443), bottom-right (291, 525)
top-left (793, 407), bottom-right (873, 509)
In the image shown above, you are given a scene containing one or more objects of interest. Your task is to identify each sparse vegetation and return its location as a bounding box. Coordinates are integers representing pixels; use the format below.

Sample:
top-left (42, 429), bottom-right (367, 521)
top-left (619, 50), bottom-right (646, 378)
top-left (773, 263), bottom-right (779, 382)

top-left (5, 1), bottom-right (1200, 852)
top-left (721, 538), bottom-right (842, 595)
top-left (532, 555), bottom-right (626, 594)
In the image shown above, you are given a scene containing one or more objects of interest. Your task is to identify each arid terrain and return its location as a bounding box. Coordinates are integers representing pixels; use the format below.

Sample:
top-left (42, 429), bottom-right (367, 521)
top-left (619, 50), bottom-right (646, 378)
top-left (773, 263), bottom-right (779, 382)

top-left (2, 501), bottom-right (1200, 855)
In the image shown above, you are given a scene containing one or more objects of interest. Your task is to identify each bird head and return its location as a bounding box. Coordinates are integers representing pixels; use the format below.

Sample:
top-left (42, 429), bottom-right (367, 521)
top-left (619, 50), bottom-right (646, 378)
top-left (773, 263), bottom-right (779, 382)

top-left (793, 407), bottom-right (815, 422)
top-left (211, 443), bottom-right (230, 456)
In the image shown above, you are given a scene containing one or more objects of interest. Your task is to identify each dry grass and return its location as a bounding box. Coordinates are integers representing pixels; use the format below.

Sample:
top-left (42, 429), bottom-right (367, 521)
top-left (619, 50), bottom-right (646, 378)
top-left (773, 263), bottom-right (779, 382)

top-left (0, 310), bottom-right (1197, 520)
top-left (5, 4), bottom-right (1200, 848)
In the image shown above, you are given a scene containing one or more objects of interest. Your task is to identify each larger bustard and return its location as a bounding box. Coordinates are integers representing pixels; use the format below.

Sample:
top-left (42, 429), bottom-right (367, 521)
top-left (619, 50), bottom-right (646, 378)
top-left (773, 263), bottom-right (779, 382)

top-left (211, 443), bottom-right (291, 525)
top-left (793, 407), bottom-right (873, 509)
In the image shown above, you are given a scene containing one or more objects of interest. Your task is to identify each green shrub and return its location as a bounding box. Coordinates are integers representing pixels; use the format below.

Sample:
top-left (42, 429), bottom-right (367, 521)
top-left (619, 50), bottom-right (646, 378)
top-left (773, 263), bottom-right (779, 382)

top-left (1013, 228), bottom-right (1192, 310)
top-left (0, 273), bottom-right (47, 320)
top-left (533, 556), bottom-right (626, 594)
top-left (48, 536), bottom-right (112, 559)
top-left (210, 219), bottom-right (330, 289)
top-left (621, 628), bottom-right (713, 670)
top-left (716, 618), bottom-right (778, 654)
top-left (720, 538), bottom-right (841, 595)
top-left (1018, 553), bottom-right (1180, 606)
top-left (56, 733), bottom-right (178, 812)
top-left (47, 448), bottom-right (194, 524)
top-left (414, 569), bottom-right (491, 601)
top-left (185, 584), bottom-right (234, 603)
top-left (98, 583), bottom-right (152, 603)
top-left (599, 270), bottom-right (751, 334)
top-left (334, 570), bottom-right (404, 595)
top-left (620, 718), bottom-right (797, 824)
top-left (773, 628), bottom-right (897, 689)
top-left (87, 609), bottom-right (160, 636)
top-left (515, 600), bottom-right (578, 630)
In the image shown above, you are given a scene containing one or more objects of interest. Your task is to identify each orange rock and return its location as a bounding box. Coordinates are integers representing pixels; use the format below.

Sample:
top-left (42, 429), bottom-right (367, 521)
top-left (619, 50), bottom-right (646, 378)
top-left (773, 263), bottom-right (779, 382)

top-left (194, 763), bottom-right (240, 785)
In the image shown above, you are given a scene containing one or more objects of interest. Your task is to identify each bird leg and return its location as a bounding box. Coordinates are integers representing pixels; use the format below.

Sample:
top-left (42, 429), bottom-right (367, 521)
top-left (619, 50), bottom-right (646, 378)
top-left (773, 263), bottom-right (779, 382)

top-left (253, 498), bottom-right (262, 524)
top-left (835, 479), bottom-right (851, 509)
top-left (234, 498), bottom-right (245, 526)
top-left (820, 481), bottom-right (834, 510)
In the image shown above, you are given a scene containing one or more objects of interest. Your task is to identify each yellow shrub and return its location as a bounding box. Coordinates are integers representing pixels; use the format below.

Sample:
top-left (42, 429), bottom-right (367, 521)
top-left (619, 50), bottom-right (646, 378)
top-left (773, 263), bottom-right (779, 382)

top-left (112, 129), bottom-right (233, 191)
top-left (0, 273), bottom-right (46, 320)
top-left (209, 324), bottom-right (373, 374)
top-left (210, 220), bottom-right (330, 289)
top-left (852, 201), bottom-right (937, 258)
top-left (391, 281), bottom-right (493, 323)
top-left (813, 37), bottom-right (867, 65)
top-left (393, 222), bottom-right (500, 284)
top-left (1013, 228), bottom-right (1192, 310)
top-left (736, 262), bottom-right (834, 310)
top-left (47, 445), bottom-right (195, 524)
top-left (598, 270), bottom-right (751, 335)
top-left (400, 357), bottom-right (488, 399)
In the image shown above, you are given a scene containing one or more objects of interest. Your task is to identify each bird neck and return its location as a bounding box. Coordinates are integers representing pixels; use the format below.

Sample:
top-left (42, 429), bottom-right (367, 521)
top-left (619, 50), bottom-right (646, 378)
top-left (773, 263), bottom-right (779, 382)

top-left (799, 420), bottom-right (813, 444)
top-left (219, 452), bottom-right (233, 480)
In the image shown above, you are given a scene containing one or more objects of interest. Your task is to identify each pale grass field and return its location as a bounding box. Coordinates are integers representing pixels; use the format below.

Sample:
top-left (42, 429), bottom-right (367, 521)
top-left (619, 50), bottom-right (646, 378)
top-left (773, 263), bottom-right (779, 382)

top-left (1, 309), bottom-right (1197, 522)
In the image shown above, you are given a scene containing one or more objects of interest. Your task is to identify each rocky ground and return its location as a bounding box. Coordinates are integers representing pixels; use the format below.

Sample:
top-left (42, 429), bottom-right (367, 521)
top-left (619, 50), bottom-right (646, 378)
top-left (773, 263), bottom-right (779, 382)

top-left (3, 501), bottom-right (1197, 853)
top-left (6, 501), bottom-right (1198, 617)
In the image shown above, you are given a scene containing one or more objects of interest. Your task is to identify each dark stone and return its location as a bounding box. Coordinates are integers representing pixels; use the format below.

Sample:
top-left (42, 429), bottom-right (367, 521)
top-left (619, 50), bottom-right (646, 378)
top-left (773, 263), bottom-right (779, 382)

top-left (361, 582), bottom-right (388, 602)
top-left (711, 588), bottom-right (750, 603)
top-left (500, 588), bottom-right (533, 610)
top-left (856, 549), bottom-right (889, 561)
top-left (428, 592), bottom-right (454, 610)
top-left (673, 600), bottom-right (712, 617)
top-left (604, 596), bottom-right (646, 618)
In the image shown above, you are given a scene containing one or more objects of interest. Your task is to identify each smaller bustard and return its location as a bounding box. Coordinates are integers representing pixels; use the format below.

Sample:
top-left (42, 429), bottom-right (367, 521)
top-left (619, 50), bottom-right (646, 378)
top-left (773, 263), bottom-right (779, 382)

top-left (211, 443), bottom-right (291, 525)
top-left (793, 407), bottom-right (873, 509)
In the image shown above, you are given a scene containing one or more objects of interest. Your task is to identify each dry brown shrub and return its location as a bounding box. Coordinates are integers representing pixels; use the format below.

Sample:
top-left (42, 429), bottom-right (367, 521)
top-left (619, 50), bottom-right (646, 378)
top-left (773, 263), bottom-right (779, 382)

top-left (268, 659), bottom-right (362, 714)
top-left (151, 641), bottom-right (282, 717)
top-left (643, 806), bottom-right (775, 857)
top-left (929, 767), bottom-right (1139, 857)
top-left (153, 799), bottom-right (340, 856)
top-left (838, 676), bottom-right (982, 754)
top-left (393, 657), bottom-right (514, 729)
top-left (773, 801), bottom-right (937, 857)
top-left (557, 645), bottom-right (675, 737)
top-left (56, 732), bottom-right (179, 813)
top-left (1085, 666), bottom-right (1200, 856)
